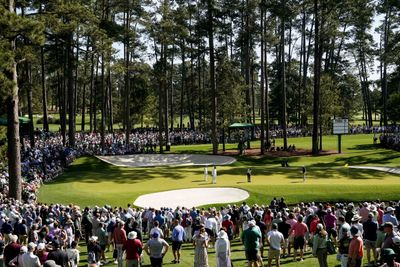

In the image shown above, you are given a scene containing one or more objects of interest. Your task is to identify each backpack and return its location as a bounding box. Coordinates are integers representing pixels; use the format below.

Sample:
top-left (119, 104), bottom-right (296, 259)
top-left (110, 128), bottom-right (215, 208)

top-left (185, 217), bottom-right (192, 227)
top-left (326, 239), bottom-right (336, 254)
top-left (88, 251), bottom-right (97, 264)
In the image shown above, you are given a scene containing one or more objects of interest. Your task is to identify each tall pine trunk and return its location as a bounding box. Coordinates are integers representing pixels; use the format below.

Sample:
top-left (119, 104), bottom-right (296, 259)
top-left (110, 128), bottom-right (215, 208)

top-left (208, 0), bottom-right (218, 155)
top-left (100, 53), bottom-right (106, 151)
top-left (67, 32), bottom-right (76, 147)
top-left (180, 44), bottom-right (185, 131)
top-left (164, 45), bottom-right (169, 150)
top-left (382, 6), bottom-right (390, 127)
top-left (124, 7), bottom-right (131, 151)
top-left (281, 1), bottom-right (288, 150)
top-left (108, 61), bottom-right (113, 133)
top-left (89, 52), bottom-right (95, 132)
top-left (312, 0), bottom-right (321, 155)
top-left (26, 63), bottom-right (35, 148)
top-left (7, 0), bottom-right (22, 201)
top-left (264, 11), bottom-right (270, 145)
top-left (170, 46), bottom-right (175, 131)
top-left (260, 0), bottom-right (265, 155)
top-left (40, 46), bottom-right (49, 132)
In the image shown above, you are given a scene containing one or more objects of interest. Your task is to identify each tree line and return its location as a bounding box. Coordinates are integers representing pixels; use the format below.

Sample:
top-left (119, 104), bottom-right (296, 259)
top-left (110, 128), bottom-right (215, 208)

top-left (1, 0), bottom-right (400, 199)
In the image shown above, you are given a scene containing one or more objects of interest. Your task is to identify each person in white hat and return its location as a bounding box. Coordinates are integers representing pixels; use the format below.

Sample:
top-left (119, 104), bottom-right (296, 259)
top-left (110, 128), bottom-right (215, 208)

top-left (22, 242), bottom-right (41, 267)
top-left (383, 207), bottom-right (399, 227)
top-left (215, 230), bottom-right (231, 267)
top-left (351, 215), bottom-right (363, 237)
top-left (123, 231), bottom-right (142, 267)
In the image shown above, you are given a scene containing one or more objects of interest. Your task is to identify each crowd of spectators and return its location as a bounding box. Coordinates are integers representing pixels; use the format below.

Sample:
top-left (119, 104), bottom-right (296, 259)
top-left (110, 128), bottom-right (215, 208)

top-left (0, 129), bottom-right (212, 203)
top-left (380, 134), bottom-right (400, 151)
top-left (0, 197), bottom-right (399, 266)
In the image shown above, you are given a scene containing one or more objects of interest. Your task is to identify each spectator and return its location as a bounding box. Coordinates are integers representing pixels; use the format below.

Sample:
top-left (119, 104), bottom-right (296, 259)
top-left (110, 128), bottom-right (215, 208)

top-left (193, 226), bottom-right (209, 267)
top-left (215, 229), bottom-right (231, 267)
top-left (47, 240), bottom-right (69, 267)
top-left (348, 226), bottom-right (364, 267)
top-left (266, 223), bottom-right (284, 267)
top-left (22, 242), bottom-right (40, 267)
top-left (144, 232), bottom-right (169, 267)
top-left (312, 224), bottom-right (328, 267)
top-left (289, 215), bottom-right (308, 262)
top-left (363, 213), bottom-right (378, 266)
top-left (3, 235), bottom-right (20, 267)
top-left (171, 219), bottom-right (185, 264)
top-left (241, 220), bottom-right (261, 267)
top-left (9, 246), bottom-right (27, 267)
top-left (66, 241), bottom-right (79, 267)
top-left (113, 221), bottom-right (127, 267)
top-left (381, 248), bottom-right (400, 267)
top-left (123, 231), bottom-right (142, 267)
top-left (338, 226), bottom-right (351, 267)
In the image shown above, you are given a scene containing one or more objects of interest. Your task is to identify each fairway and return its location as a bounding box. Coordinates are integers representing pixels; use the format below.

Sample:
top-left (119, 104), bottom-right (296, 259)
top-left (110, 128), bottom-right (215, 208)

top-left (38, 134), bottom-right (400, 207)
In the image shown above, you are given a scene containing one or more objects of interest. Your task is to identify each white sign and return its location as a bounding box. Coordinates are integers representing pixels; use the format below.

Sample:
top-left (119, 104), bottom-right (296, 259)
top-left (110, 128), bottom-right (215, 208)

top-left (333, 118), bottom-right (349, 134)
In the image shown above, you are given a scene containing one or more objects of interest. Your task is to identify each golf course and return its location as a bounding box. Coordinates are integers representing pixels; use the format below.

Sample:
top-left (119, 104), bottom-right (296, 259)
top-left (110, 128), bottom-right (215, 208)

top-left (34, 133), bottom-right (400, 267)
top-left (38, 134), bottom-right (400, 207)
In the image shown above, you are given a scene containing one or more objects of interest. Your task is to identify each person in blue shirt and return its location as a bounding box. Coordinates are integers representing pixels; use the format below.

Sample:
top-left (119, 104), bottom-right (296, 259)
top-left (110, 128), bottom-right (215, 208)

top-left (384, 207), bottom-right (399, 227)
top-left (154, 211), bottom-right (166, 233)
top-left (171, 219), bottom-right (186, 264)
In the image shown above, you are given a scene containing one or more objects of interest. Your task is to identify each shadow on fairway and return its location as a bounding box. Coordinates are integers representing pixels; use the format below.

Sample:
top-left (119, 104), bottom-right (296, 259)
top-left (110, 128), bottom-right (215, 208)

top-left (46, 148), bottom-right (398, 187)
top-left (46, 156), bottom-right (198, 185)
top-left (309, 150), bottom-right (400, 168)
top-left (218, 164), bottom-right (390, 180)
top-left (348, 144), bottom-right (381, 150)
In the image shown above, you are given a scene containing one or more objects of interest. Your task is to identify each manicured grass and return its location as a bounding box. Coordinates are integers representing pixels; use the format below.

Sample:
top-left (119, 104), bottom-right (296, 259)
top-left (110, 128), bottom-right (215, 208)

top-left (38, 134), bottom-right (399, 267)
top-left (38, 134), bottom-right (400, 208)
top-left (77, 238), bottom-right (349, 267)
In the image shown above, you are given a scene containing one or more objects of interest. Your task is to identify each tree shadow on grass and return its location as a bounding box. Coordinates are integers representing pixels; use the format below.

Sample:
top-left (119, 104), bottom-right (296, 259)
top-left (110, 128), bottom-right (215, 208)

top-left (309, 150), bottom-right (400, 168)
top-left (218, 165), bottom-right (390, 180)
top-left (47, 150), bottom-right (398, 187)
top-left (348, 144), bottom-right (381, 151)
top-left (46, 156), bottom-right (199, 185)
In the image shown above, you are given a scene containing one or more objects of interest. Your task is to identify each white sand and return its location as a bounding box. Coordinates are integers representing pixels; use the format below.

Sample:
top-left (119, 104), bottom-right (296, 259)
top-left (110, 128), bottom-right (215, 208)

top-left (97, 154), bottom-right (236, 167)
top-left (134, 187), bottom-right (249, 209)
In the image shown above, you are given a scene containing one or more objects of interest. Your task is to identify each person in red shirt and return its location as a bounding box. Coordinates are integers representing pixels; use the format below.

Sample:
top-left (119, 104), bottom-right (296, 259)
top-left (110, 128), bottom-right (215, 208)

top-left (113, 221), bottom-right (127, 267)
top-left (221, 215), bottom-right (234, 241)
top-left (289, 215), bottom-right (308, 262)
top-left (309, 215), bottom-right (320, 235)
top-left (3, 235), bottom-right (21, 267)
top-left (263, 209), bottom-right (273, 231)
top-left (123, 231), bottom-right (142, 267)
top-left (348, 226), bottom-right (363, 267)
